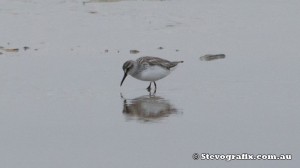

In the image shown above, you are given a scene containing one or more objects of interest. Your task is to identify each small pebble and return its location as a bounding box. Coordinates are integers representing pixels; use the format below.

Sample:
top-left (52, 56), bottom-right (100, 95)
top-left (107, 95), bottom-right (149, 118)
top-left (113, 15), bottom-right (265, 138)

top-left (200, 54), bottom-right (226, 61)
top-left (130, 50), bottom-right (140, 54)
top-left (4, 48), bottom-right (19, 52)
top-left (89, 11), bottom-right (97, 14)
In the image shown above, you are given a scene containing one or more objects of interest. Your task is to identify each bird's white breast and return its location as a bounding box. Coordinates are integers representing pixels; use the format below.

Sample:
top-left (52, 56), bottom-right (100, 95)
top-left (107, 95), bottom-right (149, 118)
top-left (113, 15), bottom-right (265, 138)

top-left (134, 65), bottom-right (170, 81)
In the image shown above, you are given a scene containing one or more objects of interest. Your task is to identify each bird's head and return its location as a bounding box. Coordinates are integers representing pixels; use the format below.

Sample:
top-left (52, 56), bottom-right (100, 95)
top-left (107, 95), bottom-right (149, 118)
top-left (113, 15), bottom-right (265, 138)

top-left (120, 60), bottom-right (134, 86)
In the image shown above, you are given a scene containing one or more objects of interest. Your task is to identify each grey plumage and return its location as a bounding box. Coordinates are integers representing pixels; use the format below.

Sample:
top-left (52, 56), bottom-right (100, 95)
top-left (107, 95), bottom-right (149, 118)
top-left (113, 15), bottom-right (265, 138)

top-left (137, 56), bottom-right (183, 70)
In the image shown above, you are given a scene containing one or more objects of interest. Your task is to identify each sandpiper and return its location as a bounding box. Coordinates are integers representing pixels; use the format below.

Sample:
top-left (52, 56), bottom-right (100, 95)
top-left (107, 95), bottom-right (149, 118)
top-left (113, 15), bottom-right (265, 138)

top-left (120, 56), bottom-right (183, 92)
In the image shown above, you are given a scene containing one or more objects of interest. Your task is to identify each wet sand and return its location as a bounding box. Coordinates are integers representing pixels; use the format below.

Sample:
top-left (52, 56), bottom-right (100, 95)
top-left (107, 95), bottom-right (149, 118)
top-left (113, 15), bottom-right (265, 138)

top-left (0, 0), bottom-right (299, 167)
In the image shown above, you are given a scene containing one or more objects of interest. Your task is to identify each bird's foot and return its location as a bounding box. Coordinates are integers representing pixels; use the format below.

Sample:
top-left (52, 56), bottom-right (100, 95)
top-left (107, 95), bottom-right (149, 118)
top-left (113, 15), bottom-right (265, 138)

top-left (146, 86), bottom-right (151, 92)
top-left (146, 82), bottom-right (152, 92)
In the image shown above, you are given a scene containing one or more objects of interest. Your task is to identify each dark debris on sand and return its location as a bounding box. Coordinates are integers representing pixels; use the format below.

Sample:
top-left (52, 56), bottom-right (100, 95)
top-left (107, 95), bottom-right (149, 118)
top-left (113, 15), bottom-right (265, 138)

top-left (130, 50), bottom-right (140, 54)
top-left (200, 54), bottom-right (226, 61)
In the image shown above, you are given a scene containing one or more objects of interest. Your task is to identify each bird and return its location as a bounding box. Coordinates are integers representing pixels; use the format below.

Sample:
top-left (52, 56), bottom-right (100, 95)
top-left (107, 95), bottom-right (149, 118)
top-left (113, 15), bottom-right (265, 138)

top-left (120, 56), bottom-right (183, 92)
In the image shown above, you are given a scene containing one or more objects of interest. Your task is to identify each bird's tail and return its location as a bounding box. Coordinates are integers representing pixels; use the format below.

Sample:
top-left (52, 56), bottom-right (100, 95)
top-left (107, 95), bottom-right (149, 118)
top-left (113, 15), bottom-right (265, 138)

top-left (169, 61), bottom-right (184, 70)
top-left (173, 61), bottom-right (184, 64)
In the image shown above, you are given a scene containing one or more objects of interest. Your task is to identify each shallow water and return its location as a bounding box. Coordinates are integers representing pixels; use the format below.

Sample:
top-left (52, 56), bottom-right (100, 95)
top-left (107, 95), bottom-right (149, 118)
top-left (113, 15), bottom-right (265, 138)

top-left (85, 0), bottom-right (123, 3)
top-left (121, 94), bottom-right (181, 122)
top-left (0, 0), bottom-right (299, 167)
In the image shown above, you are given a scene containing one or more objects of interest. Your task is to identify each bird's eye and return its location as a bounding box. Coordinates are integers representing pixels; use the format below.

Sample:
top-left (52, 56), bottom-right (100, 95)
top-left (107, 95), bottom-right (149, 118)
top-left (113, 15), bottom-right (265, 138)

top-left (127, 65), bottom-right (133, 70)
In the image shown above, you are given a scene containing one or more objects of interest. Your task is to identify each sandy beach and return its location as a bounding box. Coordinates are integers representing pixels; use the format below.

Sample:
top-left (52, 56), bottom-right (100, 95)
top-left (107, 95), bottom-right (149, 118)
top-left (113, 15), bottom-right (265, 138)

top-left (0, 0), bottom-right (299, 167)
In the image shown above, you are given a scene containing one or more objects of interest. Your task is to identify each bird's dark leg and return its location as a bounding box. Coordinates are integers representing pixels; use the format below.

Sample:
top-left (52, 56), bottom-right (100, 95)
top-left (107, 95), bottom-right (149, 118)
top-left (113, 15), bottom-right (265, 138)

top-left (153, 81), bottom-right (157, 93)
top-left (146, 82), bottom-right (152, 92)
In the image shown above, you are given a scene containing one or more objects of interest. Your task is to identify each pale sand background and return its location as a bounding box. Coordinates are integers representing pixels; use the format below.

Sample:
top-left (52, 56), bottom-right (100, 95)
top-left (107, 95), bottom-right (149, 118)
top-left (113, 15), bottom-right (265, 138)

top-left (0, 0), bottom-right (299, 167)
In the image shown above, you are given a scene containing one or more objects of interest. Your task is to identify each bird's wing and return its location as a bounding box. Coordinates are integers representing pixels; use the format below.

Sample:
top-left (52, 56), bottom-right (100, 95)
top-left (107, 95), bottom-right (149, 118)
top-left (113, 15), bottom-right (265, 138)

top-left (137, 56), bottom-right (179, 69)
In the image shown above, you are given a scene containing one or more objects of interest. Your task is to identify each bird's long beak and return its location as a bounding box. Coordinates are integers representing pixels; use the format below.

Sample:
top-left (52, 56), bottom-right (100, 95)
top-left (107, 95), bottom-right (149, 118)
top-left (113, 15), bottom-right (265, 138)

top-left (120, 72), bottom-right (128, 86)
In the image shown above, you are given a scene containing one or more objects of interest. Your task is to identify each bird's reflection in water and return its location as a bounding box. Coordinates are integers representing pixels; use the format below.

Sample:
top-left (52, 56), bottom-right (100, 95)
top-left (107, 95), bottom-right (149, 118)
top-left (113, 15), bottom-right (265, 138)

top-left (121, 94), bottom-right (180, 122)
